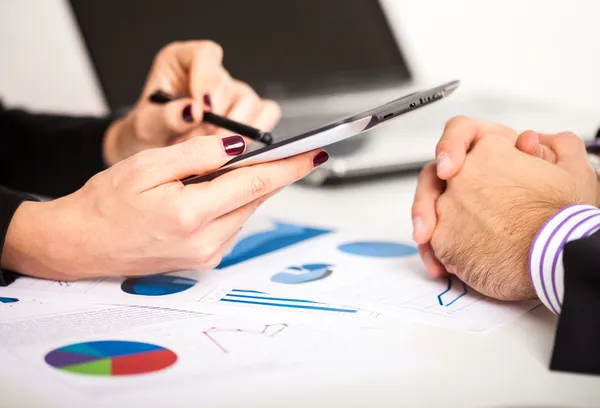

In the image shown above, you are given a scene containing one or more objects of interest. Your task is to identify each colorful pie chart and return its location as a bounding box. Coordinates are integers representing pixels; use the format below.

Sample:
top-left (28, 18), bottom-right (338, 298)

top-left (44, 340), bottom-right (177, 376)
top-left (121, 275), bottom-right (197, 296)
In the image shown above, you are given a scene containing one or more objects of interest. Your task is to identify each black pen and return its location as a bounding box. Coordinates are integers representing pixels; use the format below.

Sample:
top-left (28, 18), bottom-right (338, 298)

top-left (148, 90), bottom-right (273, 145)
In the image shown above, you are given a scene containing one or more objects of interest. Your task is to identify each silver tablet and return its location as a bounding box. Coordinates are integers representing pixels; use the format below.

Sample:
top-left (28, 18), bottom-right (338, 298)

top-left (182, 80), bottom-right (459, 185)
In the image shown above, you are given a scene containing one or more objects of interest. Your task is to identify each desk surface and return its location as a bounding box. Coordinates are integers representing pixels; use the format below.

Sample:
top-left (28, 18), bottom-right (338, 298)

top-left (240, 175), bottom-right (600, 407)
top-left (3, 174), bottom-right (600, 407)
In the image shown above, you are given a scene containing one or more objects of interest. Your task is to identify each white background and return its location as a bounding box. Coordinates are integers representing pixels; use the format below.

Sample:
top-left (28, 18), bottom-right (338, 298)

top-left (1, 0), bottom-right (600, 114)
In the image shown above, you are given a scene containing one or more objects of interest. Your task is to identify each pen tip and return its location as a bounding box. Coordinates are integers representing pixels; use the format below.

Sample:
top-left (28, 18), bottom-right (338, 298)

top-left (261, 133), bottom-right (273, 145)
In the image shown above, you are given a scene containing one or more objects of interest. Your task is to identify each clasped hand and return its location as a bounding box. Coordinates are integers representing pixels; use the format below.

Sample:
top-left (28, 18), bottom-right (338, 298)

top-left (412, 116), bottom-right (597, 300)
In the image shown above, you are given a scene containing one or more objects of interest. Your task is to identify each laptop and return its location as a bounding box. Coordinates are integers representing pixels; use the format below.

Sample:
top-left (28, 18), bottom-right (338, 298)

top-left (68, 0), bottom-right (600, 185)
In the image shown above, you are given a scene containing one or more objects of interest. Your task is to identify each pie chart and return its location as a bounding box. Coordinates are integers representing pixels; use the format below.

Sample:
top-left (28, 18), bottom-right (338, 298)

top-left (121, 275), bottom-right (197, 296)
top-left (271, 263), bottom-right (333, 284)
top-left (45, 340), bottom-right (177, 376)
top-left (337, 241), bottom-right (417, 258)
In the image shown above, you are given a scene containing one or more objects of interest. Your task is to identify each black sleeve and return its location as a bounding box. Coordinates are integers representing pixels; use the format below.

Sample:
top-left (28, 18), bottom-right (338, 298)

top-left (0, 103), bottom-right (113, 198)
top-left (0, 186), bottom-right (39, 286)
top-left (0, 103), bottom-right (114, 286)
top-left (550, 229), bottom-right (600, 375)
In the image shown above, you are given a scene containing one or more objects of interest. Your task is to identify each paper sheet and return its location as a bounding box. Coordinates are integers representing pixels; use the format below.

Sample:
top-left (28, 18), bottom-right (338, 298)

top-left (0, 217), bottom-right (539, 331)
top-left (0, 301), bottom-right (429, 407)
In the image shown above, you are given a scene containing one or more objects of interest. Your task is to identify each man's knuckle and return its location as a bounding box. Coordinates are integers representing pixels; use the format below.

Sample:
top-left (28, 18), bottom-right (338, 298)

top-left (445, 115), bottom-right (472, 130)
top-left (559, 131), bottom-right (579, 141)
top-left (417, 162), bottom-right (435, 183)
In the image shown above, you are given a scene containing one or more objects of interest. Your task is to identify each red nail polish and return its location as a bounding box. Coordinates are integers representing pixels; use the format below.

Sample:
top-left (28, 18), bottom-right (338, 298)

top-left (313, 151), bottom-right (329, 167)
top-left (203, 94), bottom-right (212, 110)
top-left (182, 104), bottom-right (193, 123)
top-left (222, 135), bottom-right (245, 156)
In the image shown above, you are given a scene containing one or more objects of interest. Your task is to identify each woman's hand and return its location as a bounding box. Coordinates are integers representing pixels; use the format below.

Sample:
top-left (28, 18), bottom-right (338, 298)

top-left (102, 40), bottom-right (281, 166)
top-left (2, 136), bottom-right (328, 281)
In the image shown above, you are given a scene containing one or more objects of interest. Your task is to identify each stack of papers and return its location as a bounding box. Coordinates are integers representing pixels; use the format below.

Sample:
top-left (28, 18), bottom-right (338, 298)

top-left (0, 217), bottom-right (539, 406)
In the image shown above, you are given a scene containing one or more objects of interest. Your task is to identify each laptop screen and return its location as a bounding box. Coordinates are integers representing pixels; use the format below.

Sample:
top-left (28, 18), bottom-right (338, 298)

top-left (69, 0), bottom-right (412, 110)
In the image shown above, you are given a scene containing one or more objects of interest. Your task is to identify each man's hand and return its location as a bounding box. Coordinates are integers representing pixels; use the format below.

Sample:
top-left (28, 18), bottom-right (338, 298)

top-left (102, 40), bottom-right (281, 166)
top-left (411, 116), bottom-right (561, 278)
top-left (430, 132), bottom-right (596, 300)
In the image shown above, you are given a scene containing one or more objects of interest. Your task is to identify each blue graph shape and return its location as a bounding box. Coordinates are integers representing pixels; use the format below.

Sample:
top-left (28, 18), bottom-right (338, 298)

top-left (337, 241), bottom-right (417, 258)
top-left (216, 222), bottom-right (332, 269)
top-left (437, 277), bottom-right (468, 307)
top-left (0, 297), bottom-right (18, 304)
top-left (221, 289), bottom-right (357, 313)
top-left (271, 263), bottom-right (333, 284)
top-left (121, 275), bottom-right (198, 296)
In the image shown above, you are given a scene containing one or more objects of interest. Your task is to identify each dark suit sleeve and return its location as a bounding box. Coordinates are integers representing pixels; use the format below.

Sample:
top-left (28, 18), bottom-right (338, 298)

top-left (0, 186), bottom-right (39, 286)
top-left (0, 103), bottom-right (114, 286)
top-left (0, 105), bottom-right (113, 198)
top-left (550, 229), bottom-right (600, 375)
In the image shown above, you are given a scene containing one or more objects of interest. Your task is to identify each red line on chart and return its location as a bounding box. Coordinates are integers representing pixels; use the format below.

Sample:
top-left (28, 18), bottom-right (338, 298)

top-left (202, 323), bottom-right (288, 353)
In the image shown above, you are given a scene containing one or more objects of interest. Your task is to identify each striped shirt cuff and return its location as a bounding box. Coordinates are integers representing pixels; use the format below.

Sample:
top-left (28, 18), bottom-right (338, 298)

top-left (529, 204), bottom-right (600, 315)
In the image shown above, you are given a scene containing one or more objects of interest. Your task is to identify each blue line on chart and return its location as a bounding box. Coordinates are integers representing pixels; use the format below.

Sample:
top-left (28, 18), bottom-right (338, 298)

top-left (437, 278), bottom-right (469, 307)
top-left (221, 289), bottom-right (358, 313)
top-left (225, 294), bottom-right (324, 304)
top-left (231, 289), bottom-right (267, 294)
top-left (221, 298), bottom-right (357, 313)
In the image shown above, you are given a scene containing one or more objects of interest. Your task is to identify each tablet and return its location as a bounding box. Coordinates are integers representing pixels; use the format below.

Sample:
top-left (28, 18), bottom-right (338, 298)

top-left (182, 80), bottom-right (459, 185)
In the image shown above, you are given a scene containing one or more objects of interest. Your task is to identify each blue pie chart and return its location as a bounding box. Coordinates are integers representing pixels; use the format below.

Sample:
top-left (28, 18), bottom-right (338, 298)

top-left (121, 275), bottom-right (197, 296)
top-left (271, 263), bottom-right (333, 284)
top-left (337, 241), bottom-right (417, 258)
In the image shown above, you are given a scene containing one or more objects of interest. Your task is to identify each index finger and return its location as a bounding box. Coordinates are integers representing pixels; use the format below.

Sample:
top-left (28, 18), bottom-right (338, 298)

top-left (187, 41), bottom-right (224, 99)
top-left (184, 150), bottom-right (328, 220)
top-left (435, 116), bottom-right (517, 180)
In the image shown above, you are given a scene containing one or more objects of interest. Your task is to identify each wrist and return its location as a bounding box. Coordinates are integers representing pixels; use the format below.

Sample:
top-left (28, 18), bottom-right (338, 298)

top-left (1, 200), bottom-right (83, 281)
top-left (529, 203), bottom-right (600, 315)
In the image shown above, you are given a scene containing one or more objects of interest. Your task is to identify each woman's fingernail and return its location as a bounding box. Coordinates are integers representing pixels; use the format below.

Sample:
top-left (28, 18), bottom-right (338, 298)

top-left (313, 151), bottom-right (329, 167)
top-left (203, 94), bottom-right (212, 110)
top-left (182, 104), bottom-right (194, 123)
top-left (412, 217), bottom-right (424, 241)
top-left (436, 152), bottom-right (452, 175)
top-left (222, 135), bottom-right (245, 156)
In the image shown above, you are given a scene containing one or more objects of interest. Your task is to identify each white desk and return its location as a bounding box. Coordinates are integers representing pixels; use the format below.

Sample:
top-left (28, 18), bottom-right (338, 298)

top-left (238, 175), bottom-right (600, 407)
top-left (3, 174), bottom-right (600, 408)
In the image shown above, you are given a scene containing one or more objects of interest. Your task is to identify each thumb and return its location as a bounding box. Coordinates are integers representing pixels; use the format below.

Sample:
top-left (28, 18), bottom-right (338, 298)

top-left (515, 130), bottom-right (558, 163)
top-left (129, 134), bottom-right (247, 190)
